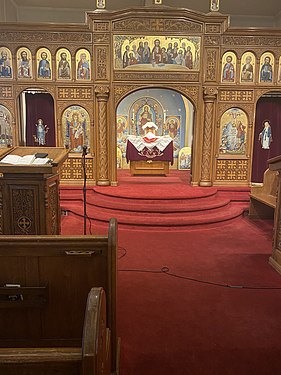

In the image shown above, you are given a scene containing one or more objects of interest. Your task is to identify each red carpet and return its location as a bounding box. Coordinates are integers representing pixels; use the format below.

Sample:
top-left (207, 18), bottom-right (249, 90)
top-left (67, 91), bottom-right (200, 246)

top-left (60, 171), bottom-right (281, 375)
top-left (61, 214), bottom-right (281, 375)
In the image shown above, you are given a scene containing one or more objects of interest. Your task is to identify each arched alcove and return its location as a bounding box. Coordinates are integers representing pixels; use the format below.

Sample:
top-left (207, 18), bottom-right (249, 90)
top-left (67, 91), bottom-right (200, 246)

top-left (116, 87), bottom-right (194, 172)
top-left (62, 105), bottom-right (90, 153)
top-left (17, 88), bottom-right (55, 147)
top-left (252, 91), bottom-right (281, 182)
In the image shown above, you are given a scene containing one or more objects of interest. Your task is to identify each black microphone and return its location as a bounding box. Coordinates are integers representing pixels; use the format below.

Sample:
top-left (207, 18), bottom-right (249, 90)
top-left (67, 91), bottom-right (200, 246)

top-left (82, 145), bottom-right (87, 156)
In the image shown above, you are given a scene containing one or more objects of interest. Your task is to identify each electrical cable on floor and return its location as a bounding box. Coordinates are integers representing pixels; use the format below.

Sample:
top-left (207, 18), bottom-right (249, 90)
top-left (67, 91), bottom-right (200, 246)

top-left (87, 214), bottom-right (92, 235)
top-left (118, 248), bottom-right (281, 290)
top-left (62, 214), bottom-right (280, 290)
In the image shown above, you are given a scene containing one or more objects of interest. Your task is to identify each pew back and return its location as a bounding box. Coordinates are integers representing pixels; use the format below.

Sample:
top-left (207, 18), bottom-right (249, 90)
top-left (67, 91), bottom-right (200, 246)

top-left (249, 169), bottom-right (278, 218)
top-left (0, 218), bottom-right (117, 373)
top-left (0, 287), bottom-right (111, 375)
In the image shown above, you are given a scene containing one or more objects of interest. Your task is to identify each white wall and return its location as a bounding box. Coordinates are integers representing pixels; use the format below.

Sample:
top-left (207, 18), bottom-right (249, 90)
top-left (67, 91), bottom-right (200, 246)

top-left (0, 0), bottom-right (18, 22)
top-left (274, 12), bottom-right (281, 27)
top-left (230, 15), bottom-right (276, 28)
top-left (17, 6), bottom-right (86, 24)
top-left (0, 0), bottom-right (278, 27)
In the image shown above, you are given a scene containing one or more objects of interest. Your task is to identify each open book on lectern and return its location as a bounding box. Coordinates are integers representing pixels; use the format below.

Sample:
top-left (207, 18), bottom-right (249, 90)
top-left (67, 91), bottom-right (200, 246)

top-left (0, 153), bottom-right (50, 165)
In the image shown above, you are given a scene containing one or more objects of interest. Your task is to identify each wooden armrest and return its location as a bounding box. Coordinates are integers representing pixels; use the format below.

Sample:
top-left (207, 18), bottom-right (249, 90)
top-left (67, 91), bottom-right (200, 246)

top-left (250, 193), bottom-right (276, 208)
top-left (0, 347), bottom-right (81, 363)
top-left (82, 287), bottom-right (111, 375)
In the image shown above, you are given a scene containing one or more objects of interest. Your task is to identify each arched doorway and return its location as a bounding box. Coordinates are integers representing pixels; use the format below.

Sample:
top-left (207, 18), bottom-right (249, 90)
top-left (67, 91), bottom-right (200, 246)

top-left (116, 87), bottom-right (194, 173)
top-left (251, 91), bottom-right (281, 183)
top-left (17, 88), bottom-right (55, 147)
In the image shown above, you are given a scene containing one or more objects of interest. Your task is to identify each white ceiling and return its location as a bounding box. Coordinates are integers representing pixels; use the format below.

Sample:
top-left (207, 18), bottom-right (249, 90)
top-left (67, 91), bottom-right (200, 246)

top-left (7, 0), bottom-right (281, 26)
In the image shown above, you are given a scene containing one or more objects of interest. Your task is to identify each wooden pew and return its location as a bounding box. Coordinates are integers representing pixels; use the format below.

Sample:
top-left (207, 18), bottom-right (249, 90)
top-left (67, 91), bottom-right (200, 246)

top-left (249, 168), bottom-right (278, 219)
top-left (0, 218), bottom-right (119, 374)
top-left (268, 155), bottom-right (281, 275)
top-left (0, 287), bottom-right (111, 375)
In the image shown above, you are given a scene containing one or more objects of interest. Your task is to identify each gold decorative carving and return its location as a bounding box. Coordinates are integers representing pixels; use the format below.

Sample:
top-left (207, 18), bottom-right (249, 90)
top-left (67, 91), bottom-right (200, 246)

top-left (97, 47), bottom-right (108, 80)
top-left (12, 188), bottom-right (35, 235)
top-left (204, 36), bottom-right (220, 46)
top-left (0, 32), bottom-right (92, 43)
top-left (12, 83), bottom-right (55, 98)
top-left (16, 84), bottom-right (55, 98)
top-left (175, 86), bottom-right (199, 106)
top-left (205, 24), bottom-right (221, 34)
top-left (114, 72), bottom-right (199, 81)
top-left (200, 87), bottom-right (218, 185)
top-left (162, 19), bottom-right (202, 32)
top-left (97, 100), bottom-right (108, 182)
top-left (205, 49), bottom-right (217, 82)
top-left (57, 87), bottom-right (93, 100)
top-left (20, 44), bottom-right (91, 56)
top-left (48, 183), bottom-right (59, 235)
top-left (60, 157), bottom-right (94, 180)
top-left (114, 85), bottom-right (138, 104)
top-left (93, 33), bottom-right (110, 43)
top-left (217, 103), bottom-right (254, 119)
top-left (113, 18), bottom-right (202, 32)
top-left (93, 22), bottom-right (110, 32)
top-left (223, 36), bottom-right (281, 47)
top-left (95, 86), bottom-right (109, 184)
top-left (0, 86), bottom-right (13, 98)
top-left (113, 84), bottom-right (199, 107)
top-left (203, 86), bottom-right (218, 98)
top-left (0, 99), bottom-right (14, 115)
top-left (216, 159), bottom-right (248, 181)
top-left (95, 86), bottom-right (110, 96)
top-left (56, 101), bottom-right (67, 122)
top-left (219, 90), bottom-right (254, 102)
top-left (255, 89), bottom-right (273, 102)
top-left (201, 102), bottom-right (213, 183)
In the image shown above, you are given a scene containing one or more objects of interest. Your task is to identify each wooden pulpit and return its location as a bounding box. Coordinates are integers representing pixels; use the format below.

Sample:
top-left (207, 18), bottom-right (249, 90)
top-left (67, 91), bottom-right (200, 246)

top-left (267, 155), bottom-right (281, 275)
top-left (0, 147), bottom-right (68, 235)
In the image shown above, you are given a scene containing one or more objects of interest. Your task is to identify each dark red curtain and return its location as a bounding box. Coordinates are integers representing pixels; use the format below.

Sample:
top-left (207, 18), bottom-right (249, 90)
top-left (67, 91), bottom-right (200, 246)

top-left (25, 93), bottom-right (56, 147)
top-left (251, 96), bottom-right (281, 182)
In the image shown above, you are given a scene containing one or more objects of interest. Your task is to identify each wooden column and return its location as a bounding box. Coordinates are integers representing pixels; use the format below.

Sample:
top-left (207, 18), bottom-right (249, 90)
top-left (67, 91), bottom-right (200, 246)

top-left (200, 87), bottom-right (218, 187)
top-left (95, 86), bottom-right (110, 186)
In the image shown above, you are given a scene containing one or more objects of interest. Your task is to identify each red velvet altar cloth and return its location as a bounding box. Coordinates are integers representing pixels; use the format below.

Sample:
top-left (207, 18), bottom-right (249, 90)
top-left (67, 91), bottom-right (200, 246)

top-left (126, 139), bottom-right (174, 165)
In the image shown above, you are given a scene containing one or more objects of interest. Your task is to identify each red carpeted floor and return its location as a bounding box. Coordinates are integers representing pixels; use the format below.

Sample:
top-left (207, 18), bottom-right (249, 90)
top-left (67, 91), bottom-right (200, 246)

top-left (60, 171), bottom-right (281, 375)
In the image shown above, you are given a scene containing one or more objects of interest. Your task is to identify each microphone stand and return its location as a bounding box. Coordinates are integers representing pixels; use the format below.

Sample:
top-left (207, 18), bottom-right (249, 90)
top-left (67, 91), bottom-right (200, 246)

top-left (82, 146), bottom-right (87, 235)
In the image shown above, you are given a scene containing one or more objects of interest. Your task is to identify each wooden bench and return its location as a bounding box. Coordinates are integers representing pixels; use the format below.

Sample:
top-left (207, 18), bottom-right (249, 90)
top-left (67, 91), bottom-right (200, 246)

top-left (0, 218), bottom-right (119, 374)
top-left (0, 287), bottom-right (111, 375)
top-left (249, 169), bottom-right (278, 219)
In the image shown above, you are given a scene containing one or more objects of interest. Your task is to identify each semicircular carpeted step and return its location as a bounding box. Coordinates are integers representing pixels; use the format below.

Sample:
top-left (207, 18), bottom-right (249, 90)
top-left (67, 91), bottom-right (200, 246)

top-left (85, 192), bottom-right (231, 213)
top-left (60, 177), bottom-right (250, 228)
top-left (93, 184), bottom-right (218, 200)
top-left (64, 201), bottom-right (247, 226)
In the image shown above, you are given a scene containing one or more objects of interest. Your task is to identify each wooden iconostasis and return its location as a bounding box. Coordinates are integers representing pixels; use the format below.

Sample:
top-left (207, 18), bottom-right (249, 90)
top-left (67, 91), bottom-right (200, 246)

top-left (0, 7), bottom-right (281, 186)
